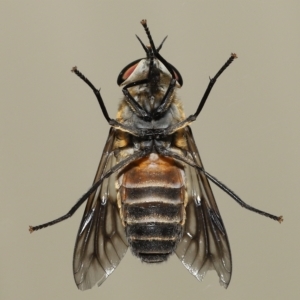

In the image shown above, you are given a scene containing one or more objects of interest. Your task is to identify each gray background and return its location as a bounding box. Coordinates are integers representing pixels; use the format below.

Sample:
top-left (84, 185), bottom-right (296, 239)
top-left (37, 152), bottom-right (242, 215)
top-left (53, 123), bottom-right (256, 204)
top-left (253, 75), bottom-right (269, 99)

top-left (1, 1), bottom-right (299, 299)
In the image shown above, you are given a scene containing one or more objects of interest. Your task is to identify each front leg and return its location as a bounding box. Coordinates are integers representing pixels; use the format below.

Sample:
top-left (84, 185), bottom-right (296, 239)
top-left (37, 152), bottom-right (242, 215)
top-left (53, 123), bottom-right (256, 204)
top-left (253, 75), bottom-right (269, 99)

top-left (72, 67), bottom-right (111, 123)
top-left (72, 67), bottom-right (151, 136)
top-left (122, 79), bottom-right (152, 121)
top-left (140, 54), bottom-right (238, 137)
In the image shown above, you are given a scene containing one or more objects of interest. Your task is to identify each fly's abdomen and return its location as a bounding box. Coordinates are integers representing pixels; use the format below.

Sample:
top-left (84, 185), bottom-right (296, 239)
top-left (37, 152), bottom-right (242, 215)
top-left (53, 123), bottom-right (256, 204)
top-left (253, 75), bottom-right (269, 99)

top-left (118, 153), bottom-right (186, 263)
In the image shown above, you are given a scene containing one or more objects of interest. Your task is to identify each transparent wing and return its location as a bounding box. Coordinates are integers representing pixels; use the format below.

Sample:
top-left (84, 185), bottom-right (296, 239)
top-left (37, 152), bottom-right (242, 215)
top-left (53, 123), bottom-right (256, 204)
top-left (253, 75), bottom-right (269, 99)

top-left (73, 128), bottom-right (128, 290)
top-left (175, 126), bottom-right (232, 288)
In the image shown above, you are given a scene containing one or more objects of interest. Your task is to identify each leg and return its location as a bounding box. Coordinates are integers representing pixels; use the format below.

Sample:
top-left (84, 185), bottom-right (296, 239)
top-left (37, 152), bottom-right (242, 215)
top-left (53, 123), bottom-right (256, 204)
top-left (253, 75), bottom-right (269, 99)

top-left (193, 53), bottom-right (237, 118)
top-left (140, 20), bottom-right (183, 118)
top-left (72, 67), bottom-right (151, 136)
top-left (29, 148), bottom-right (151, 233)
top-left (122, 79), bottom-right (151, 121)
top-left (72, 67), bottom-right (111, 123)
top-left (136, 53), bottom-right (238, 137)
top-left (153, 78), bottom-right (177, 118)
top-left (141, 20), bottom-right (177, 83)
top-left (155, 145), bottom-right (283, 223)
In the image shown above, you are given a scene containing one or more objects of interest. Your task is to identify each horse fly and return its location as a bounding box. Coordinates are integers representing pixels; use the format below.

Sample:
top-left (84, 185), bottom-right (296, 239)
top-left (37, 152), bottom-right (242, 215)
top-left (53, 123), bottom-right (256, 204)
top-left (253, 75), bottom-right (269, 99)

top-left (30, 19), bottom-right (283, 290)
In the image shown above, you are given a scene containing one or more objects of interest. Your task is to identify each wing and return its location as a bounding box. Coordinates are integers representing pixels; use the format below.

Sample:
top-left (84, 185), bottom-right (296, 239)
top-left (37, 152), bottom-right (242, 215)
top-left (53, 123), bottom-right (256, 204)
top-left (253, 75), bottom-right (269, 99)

top-left (175, 126), bottom-right (232, 288)
top-left (73, 127), bottom-right (128, 290)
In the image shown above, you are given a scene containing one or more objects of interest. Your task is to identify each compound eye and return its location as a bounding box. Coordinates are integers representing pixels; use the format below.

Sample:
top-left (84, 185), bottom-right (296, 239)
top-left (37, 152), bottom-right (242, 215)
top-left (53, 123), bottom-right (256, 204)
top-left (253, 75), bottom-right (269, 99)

top-left (117, 59), bottom-right (142, 85)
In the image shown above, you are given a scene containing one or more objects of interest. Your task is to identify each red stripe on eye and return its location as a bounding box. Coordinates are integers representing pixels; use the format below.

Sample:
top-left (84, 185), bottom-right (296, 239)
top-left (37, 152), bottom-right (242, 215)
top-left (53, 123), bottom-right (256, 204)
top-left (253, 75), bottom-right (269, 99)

top-left (173, 71), bottom-right (179, 81)
top-left (123, 63), bottom-right (139, 80)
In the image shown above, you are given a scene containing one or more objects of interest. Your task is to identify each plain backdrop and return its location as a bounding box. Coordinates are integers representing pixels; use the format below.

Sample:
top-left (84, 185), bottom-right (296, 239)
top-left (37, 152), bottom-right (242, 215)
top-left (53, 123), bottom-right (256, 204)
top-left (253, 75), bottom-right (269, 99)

top-left (1, 1), bottom-right (299, 299)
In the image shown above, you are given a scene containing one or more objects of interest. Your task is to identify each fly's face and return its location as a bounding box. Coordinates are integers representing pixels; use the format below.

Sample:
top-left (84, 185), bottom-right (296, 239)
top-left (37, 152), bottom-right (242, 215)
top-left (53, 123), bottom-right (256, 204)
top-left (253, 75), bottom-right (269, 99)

top-left (30, 19), bottom-right (283, 291)
top-left (116, 33), bottom-right (183, 117)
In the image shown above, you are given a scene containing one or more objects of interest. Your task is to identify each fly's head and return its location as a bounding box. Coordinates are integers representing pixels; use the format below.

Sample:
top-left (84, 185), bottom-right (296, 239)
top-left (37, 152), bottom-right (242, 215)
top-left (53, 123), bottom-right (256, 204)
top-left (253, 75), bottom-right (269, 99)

top-left (117, 20), bottom-right (183, 105)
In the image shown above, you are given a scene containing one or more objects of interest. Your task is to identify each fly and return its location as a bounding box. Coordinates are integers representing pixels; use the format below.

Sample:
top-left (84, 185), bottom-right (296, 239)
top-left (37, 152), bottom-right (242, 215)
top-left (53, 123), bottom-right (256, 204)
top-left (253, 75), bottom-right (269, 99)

top-left (29, 19), bottom-right (283, 290)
